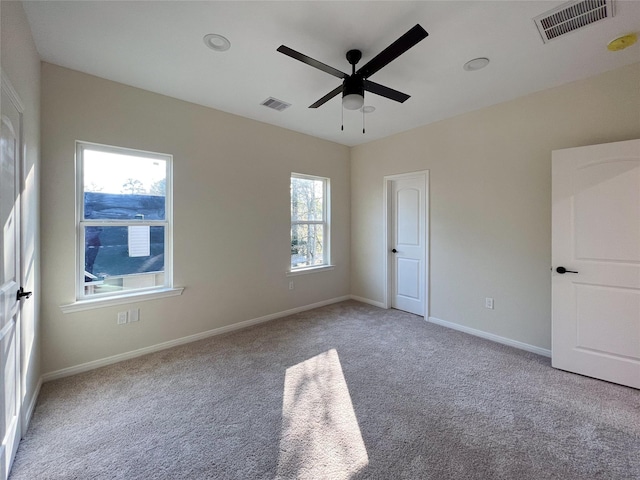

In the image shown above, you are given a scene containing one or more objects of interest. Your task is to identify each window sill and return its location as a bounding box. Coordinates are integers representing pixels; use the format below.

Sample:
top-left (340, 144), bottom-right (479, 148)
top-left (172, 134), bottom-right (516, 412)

top-left (60, 287), bottom-right (184, 314)
top-left (287, 265), bottom-right (335, 277)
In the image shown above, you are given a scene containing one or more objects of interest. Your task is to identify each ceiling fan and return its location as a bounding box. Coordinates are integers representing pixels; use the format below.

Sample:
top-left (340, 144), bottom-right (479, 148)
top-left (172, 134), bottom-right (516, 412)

top-left (277, 24), bottom-right (428, 112)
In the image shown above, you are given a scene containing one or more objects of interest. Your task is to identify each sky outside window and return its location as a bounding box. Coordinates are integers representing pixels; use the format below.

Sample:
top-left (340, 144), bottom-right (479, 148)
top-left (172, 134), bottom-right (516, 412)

top-left (84, 150), bottom-right (166, 195)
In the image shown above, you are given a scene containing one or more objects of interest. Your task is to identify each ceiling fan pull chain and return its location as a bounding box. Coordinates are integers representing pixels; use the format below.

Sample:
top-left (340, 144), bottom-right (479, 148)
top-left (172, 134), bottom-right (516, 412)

top-left (362, 107), bottom-right (365, 134)
top-left (341, 103), bottom-right (344, 131)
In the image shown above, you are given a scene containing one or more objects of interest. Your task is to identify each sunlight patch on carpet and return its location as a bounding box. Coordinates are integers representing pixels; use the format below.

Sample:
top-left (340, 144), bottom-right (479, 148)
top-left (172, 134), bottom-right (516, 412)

top-left (276, 349), bottom-right (368, 480)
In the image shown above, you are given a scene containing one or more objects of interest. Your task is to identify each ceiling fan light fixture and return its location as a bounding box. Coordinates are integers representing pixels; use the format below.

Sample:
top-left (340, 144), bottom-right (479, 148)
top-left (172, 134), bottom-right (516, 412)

top-left (343, 93), bottom-right (364, 110)
top-left (343, 74), bottom-right (365, 110)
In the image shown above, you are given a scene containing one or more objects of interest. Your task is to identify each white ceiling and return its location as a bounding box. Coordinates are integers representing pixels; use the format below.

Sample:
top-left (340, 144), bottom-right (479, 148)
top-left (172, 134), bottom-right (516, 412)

top-left (22, 1), bottom-right (640, 147)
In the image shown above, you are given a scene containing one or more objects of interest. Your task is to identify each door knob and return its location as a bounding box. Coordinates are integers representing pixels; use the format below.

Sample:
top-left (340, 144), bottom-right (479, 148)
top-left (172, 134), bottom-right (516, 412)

top-left (392, 249), bottom-right (397, 253)
top-left (556, 266), bottom-right (578, 274)
top-left (16, 287), bottom-right (32, 300)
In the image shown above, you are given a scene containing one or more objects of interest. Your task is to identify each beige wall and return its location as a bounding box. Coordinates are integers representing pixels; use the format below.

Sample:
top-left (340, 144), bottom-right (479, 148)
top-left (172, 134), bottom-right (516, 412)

top-left (38, 57), bottom-right (640, 372)
top-left (41, 63), bottom-right (350, 374)
top-left (351, 62), bottom-right (640, 351)
top-left (1, 1), bottom-right (41, 422)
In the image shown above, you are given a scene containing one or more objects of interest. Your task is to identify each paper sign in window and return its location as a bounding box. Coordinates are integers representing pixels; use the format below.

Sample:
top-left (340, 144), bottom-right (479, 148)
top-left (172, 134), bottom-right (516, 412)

top-left (128, 225), bottom-right (150, 257)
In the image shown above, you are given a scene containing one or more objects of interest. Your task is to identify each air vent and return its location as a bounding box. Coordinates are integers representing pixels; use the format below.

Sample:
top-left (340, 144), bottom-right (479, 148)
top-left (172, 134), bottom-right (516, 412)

top-left (534, 0), bottom-right (615, 44)
top-left (261, 97), bottom-right (291, 112)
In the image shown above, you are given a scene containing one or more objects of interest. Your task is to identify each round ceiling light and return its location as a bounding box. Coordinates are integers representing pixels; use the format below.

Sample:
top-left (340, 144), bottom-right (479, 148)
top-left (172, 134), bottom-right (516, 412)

top-left (203, 34), bottom-right (231, 52)
top-left (343, 93), bottom-right (364, 111)
top-left (607, 33), bottom-right (637, 52)
top-left (463, 57), bottom-right (490, 71)
top-left (361, 106), bottom-right (376, 114)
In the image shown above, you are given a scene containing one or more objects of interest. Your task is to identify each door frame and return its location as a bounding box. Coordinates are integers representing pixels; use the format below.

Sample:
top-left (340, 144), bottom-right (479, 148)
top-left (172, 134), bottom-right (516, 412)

top-left (382, 170), bottom-right (429, 317)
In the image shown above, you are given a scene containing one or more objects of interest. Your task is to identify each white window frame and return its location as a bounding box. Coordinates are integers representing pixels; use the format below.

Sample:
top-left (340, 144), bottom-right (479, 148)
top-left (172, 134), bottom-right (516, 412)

top-left (73, 141), bottom-right (176, 305)
top-left (289, 173), bottom-right (331, 273)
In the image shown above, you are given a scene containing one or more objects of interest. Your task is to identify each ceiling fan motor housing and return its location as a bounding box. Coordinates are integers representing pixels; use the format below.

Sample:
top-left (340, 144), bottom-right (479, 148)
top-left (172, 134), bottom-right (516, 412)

top-left (344, 74), bottom-right (364, 96)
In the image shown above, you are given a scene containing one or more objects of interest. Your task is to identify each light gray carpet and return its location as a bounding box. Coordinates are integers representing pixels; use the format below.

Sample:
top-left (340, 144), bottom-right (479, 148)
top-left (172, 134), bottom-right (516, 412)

top-left (10, 301), bottom-right (640, 479)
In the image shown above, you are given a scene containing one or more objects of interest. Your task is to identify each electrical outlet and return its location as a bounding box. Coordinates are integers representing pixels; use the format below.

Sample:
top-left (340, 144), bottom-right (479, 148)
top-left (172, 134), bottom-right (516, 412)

top-left (485, 297), bottom-right (494, 309)
top-left (129, 308), bottom-right (139, 322)
top-left (289, 281), bottom-right (294, 290)
top-left (117, 311), bottom-right (128, 325)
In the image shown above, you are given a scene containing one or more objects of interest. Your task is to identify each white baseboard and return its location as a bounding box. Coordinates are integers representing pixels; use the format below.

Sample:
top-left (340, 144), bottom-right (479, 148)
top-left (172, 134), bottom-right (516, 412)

top-left (427, 316), bottom-right (551, 358)
top-left (43, 295), bottom-right (351, 382)
top-left (23, 376), bottom-right (42, 433)
top-left (350, 295), bottom-right (386, 309)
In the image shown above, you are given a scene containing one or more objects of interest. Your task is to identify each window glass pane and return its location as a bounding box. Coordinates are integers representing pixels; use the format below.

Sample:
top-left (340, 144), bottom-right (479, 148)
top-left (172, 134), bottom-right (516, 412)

top-left (291, 177), bottom-right (323, 222)
top-left (84, 149), bottom-right (166, 220)
top-left (291, 223), bottom-right (324, 268)
top-left (84, 225), bottom-right (165, 296)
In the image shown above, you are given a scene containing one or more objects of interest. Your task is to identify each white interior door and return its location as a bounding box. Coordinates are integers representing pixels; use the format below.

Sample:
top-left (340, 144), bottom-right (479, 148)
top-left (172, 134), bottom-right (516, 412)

top-left (390, 173), bottom-right (427, 316)
top-left (552, 139), bottom-right (640, 389)
top-left (0, 81), bottom-right (22, 480)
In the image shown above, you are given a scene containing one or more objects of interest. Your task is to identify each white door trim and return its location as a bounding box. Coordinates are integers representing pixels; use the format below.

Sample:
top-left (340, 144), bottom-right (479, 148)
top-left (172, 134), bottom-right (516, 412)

top-left (1, 72), bottom-right (25, 114)
top-left (383, 170), bottom-right (429, 318)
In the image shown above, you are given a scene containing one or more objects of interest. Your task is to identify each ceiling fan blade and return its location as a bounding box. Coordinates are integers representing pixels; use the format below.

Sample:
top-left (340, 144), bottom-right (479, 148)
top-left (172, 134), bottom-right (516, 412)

top-left (309, 85), bottom-right (343, 108)
top-left (277, 45), bottom-right (347, 79)
top-left (356, 24), bottom-right (428, 79)
top-left (364, 80), bottom-right (410, 103)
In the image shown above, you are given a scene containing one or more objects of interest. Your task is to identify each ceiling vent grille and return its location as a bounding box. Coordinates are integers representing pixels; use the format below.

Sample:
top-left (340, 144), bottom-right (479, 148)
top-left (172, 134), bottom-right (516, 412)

top-left (261, 97), bottom-right (291, 112)
top-left (534, 0), bottom-right (615, 44)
